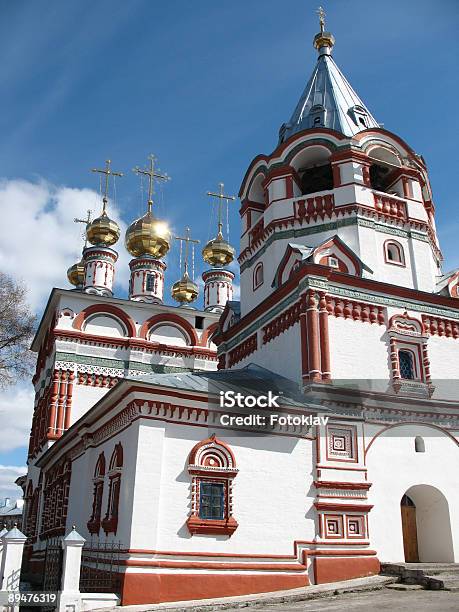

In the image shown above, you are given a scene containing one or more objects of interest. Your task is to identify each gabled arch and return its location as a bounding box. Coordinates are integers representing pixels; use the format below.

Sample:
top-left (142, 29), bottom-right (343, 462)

top-left (73, 304), bottom-right (136, 337)
top-left (94, 452), bottom-right (106, 478)
top-left (139, 313), bottom-right (199, 346)
top-left (188, 434), bottom-right (237, 471)
top-left (109, 442), bottom-right (123, 472)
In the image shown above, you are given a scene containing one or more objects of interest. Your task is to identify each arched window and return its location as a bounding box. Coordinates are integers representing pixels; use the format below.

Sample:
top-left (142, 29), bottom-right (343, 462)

top-left (399, 350), bottom-right (415, 380)
top-left (187, 434), bottom-right (238, 536)
top-left (385, 241), bottom-right (405, 266)
top-left (102, 443), bottom-right (123, 536)
top-left (87, 452), bottom-right (105, 535)
top-left (253, 262), bottom-right (264, 289)
top-left (415, 436), bottom-right (425, 453)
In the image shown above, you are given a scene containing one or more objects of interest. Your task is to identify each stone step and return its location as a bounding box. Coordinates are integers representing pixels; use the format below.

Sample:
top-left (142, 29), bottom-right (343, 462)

top-left (386, 583), bottom-right (424, 591)
top-left (425, 575), bottom-right (459, 591)
top-left (381, 563), bottom-right (459, 591)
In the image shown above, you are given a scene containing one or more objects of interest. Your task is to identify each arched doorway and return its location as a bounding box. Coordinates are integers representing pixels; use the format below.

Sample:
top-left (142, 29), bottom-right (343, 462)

top-left (401, 485), bottom-right (454, 563)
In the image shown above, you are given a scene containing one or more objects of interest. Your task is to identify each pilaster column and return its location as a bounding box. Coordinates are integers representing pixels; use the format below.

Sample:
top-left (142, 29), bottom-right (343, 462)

top-left (319, 292), bottom-right (331, 381)
top-left (306, 290), bottom-right (321, 382)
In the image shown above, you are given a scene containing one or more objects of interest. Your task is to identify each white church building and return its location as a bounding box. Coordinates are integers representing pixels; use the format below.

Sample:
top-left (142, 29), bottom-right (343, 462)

top-left (22, 18), bottom-right (459, 606)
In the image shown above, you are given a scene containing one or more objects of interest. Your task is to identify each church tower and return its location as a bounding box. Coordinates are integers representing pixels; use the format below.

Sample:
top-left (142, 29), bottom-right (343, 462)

top-left (202, 183), bottom-right (236, 312)
top-left (125, 155), bottom-right (171, 304)
top-left (79, 159), bottom-right (122, 297)
top-left (237, 14), bottom-right (441, 318)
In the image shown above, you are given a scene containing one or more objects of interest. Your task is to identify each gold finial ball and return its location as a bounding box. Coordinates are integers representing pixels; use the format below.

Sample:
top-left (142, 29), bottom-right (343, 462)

top-left (125, 211), bottom-right (171, 259)
top-left (171, 272), bottom-right (199, 304)
top-left (202, 232), bottom-right (235, 267)
top-left (67, 260), bottom-right (85, 286)
top-left (86, 212), bottom-right (120, 246)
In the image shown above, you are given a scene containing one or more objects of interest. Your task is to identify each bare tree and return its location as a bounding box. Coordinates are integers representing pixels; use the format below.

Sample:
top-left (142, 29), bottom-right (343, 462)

top-left (0, 272), bottom-right (36, 387)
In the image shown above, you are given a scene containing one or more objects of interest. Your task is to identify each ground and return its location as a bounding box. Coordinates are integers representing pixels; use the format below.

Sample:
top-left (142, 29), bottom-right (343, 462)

top-left (223, 589), bottom-right (458, 611)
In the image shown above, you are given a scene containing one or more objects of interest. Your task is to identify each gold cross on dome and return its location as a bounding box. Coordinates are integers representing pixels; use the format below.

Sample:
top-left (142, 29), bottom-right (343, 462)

top-left (206, 182), bottom-right (235, 236)
top-left (133, 154), bottom-right (170, 214)
top-left (91, 159), bottom-right (123, 214)
top-left (317, 6), bottom-right (326, 34)
top-left (175, 226), bottom-right (200, 275)
top-left (74, 209), bottom-right (92, 247)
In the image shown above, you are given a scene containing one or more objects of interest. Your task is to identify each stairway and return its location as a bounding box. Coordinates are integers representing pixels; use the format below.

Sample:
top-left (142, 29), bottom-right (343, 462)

top-left (381, 562), bottom-right (459, 591)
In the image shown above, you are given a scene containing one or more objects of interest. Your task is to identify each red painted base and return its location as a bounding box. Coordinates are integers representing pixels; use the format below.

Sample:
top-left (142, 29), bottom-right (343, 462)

top-left (121, 572), bottom-right (309, 605)
top-left (314, 556), bottom-right (380, 584)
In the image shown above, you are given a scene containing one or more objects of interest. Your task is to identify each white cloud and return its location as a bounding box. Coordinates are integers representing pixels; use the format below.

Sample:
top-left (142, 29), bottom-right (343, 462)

top-left (0, 178), bottom-right (130, 311)
top-left (0, 465), bottom-right (26, 502)
top-left (0, 385), bottom-right (34, 454)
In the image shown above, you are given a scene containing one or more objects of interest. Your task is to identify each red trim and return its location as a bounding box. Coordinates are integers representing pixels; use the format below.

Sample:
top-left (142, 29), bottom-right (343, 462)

top-left (314, 481), bottom-right (371, 490)
top-left (315, 502), bottom-right (374, 512)
top-left (314, 556), bottom-right (380, 585)
top-left (53, 329), bottom-right (215, 358)
top-left (239, 129), bottom-right (345, 198)
top-left (139, 313), bottom-right (199, 345)
top-left (199, 322), bottom-right (219, 347)
top-left (73, 304), bottom-right (136, 337)
top-left (186, 515), bottom-right (238, 536)
top-left (216, 262), bottom-right (459, 345)
top-left (121, 573), bottom-right (308, 606)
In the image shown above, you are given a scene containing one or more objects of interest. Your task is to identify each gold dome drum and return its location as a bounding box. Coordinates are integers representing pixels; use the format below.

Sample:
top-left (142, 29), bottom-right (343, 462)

top-left (202, 232), bottom-right (235, 267)
top-left (67, 260), bottom-right (85, 286)
top-left (86, 212), bottom-right (120, 246)
top-left (171, 272), bottom-right (199, 304)
top-left (125, 212), bottom-right (171, 258)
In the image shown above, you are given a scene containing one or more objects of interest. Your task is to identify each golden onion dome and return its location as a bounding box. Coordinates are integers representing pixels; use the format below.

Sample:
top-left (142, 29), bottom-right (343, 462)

top-left (171, 271), bottom-right (199, 304)
top-left (86, 212), bottom-right (120, 247)
top-left (202, 231), bottom-right (235, 267)
top-left (125, 211), bottom-right (171, 259)
top-left (67, 260), bottom-right (85, 287)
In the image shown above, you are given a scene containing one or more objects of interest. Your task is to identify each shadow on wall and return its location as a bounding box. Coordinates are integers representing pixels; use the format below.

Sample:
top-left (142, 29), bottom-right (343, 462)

top-left (405, 484), bottom-right (455, 563)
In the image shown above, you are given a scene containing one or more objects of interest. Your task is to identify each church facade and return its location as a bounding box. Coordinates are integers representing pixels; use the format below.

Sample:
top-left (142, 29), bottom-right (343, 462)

top-left (22, 20), bottom-right (459, 606)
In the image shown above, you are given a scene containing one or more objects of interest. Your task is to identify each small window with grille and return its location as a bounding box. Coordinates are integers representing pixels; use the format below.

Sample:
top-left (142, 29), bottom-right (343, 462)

top-left (146, 274), bottom-right (155, 292)
top-left (399, 350), bottom-right (415, 380)
top-left (199, 482), bottom-right (225, 520)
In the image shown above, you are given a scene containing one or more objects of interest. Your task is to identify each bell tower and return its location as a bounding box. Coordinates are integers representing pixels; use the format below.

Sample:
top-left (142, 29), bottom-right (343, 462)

top-left (237, 10), bottom-right (441, 317)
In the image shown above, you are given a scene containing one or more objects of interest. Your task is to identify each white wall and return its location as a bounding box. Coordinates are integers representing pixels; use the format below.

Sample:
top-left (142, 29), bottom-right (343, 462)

top-left (129, 420), bottom-right (314, 555)
top-left (366, 423), bottom-right (459, 562)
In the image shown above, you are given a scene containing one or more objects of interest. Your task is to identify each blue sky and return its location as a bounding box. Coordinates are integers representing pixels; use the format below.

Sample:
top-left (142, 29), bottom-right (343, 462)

top-left (0, 0), bottom-right (458, 494)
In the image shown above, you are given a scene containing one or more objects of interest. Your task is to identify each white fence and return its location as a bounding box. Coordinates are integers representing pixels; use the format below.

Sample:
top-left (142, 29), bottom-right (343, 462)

top-left (0, 525), bottom-right (120, 612)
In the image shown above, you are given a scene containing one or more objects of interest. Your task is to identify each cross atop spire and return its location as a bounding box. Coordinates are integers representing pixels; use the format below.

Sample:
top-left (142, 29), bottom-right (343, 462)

top-left (133, 154), bottom-right (170, 215)
top-left (317, 6), bottom-right (325, 34)
top-left (175, 226), bottom-right (200, 276)
top-left (74, 209), bottom-right (92, 248)
top-left (91, 160), bottom-right (123, 214)
top-left (206, 182), bottom-right (235, 237)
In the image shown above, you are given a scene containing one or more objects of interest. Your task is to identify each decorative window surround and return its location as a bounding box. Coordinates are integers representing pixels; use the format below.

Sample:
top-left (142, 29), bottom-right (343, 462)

top-left (87, 452), bottom-right (105, 535)
top-left (187, 435), bottom-right (238, 536)
top-left (388, 313), bottom-right (434, 395)
top-left (101, 443), bottom-right (123, 536)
